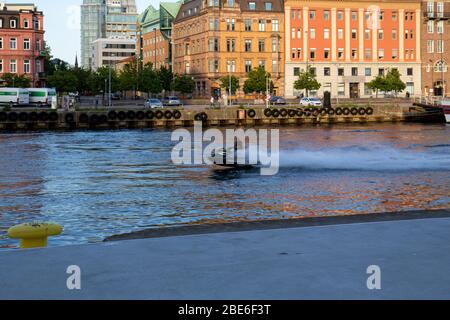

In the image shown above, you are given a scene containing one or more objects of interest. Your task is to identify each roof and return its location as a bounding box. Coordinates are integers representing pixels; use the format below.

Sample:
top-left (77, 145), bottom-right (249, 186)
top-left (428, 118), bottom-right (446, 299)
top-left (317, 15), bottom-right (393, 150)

top-left (161, 1), bottom-right (182, 17)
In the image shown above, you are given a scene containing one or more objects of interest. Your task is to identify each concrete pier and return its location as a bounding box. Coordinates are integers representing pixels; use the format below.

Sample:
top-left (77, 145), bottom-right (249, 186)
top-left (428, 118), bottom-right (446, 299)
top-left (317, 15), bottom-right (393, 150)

top-left (0, 104), bottom-right (442, 132)
top-left (1, 212), bottom-right (450, 300)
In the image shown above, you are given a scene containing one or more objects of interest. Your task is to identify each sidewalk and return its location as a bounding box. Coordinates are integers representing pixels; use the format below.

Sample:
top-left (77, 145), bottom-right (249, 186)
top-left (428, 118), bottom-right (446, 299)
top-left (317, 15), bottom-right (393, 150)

top-left (1, 216), bottom-right (450, 300)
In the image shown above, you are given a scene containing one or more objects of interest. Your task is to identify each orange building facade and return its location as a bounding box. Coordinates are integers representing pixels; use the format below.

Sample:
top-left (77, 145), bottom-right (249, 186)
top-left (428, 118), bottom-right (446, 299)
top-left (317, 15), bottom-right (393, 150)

top-left (285, 0), bottom-right (422, 98)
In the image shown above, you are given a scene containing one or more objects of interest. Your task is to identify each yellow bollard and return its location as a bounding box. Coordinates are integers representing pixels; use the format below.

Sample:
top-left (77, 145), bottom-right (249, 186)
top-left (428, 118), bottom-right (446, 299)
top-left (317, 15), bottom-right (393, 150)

top-left (7, 222), bottom-right (63, 249)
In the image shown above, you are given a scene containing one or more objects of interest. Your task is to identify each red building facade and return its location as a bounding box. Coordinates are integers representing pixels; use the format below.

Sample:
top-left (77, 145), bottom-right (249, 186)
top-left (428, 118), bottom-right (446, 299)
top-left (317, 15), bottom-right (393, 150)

top-left (0, 3), bottom-right (46, 87)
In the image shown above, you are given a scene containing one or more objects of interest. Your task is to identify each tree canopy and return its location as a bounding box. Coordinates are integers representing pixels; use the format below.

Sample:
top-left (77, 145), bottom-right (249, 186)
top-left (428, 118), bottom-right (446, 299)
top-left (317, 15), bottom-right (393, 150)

top-left (219, 75), bottom-right (240, 95)
top-left (293, 67), bottom-right (321, 96)
top-left (243, 67), bottom-right (273, 94)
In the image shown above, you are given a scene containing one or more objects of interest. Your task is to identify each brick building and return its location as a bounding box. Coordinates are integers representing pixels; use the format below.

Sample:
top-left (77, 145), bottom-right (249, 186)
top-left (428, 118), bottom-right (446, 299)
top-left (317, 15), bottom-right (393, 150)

top-left (0, 3), bottom-right (46, 87)
top-left (285, 0), bottom-right (422, 99)
top-left (137, 2), bottom-right (182, 70)
top-left (172, 0), bottom-right (285, 98)
top-left (421, 1), bottom-right (450, 97)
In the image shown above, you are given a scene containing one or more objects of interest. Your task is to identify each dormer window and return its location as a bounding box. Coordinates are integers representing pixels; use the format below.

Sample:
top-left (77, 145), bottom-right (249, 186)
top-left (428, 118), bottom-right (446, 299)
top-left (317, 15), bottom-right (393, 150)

top-left (10, 18), bottom-right (17, 29)
top-left (0, 19), bottom-right (3, 28)
top-left (265, 2), bottom-right (272, 11)
top-left (248, 2), bottom-right (256, 10)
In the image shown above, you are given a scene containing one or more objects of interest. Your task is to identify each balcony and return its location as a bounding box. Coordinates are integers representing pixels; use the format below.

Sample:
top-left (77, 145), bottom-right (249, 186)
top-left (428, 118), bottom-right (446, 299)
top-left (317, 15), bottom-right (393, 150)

top-left (423, 12), bottom-right (450, 20)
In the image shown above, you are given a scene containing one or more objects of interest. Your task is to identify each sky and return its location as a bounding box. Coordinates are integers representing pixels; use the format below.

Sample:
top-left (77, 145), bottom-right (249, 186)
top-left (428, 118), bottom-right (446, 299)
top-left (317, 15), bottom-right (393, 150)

top-left (6, 0), bottom-right (160, 64)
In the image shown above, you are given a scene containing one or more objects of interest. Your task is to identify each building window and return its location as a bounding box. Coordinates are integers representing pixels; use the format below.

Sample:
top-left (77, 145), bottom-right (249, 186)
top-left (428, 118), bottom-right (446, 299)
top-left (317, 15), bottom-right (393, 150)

top-left (264, 2), bottom-right (272, 11)
top-left (435, 60), bottom-right (447, 72)
top-left (338, 83), bottom-right (345, 96)
top-left (310, 67), bottom-right (316, 76)
top-left (10, 19), bottom-right (17, 28)
top-left (272, 60), bottom-right (278, 73)
top-left (209, 59), bottom-right (219, 73)
top-left (324, 28), bottom-right (330, 40)
top-left (227, 0), bottom-right (234, 7)
top-left (272, 19), bottom-right (279, 32)
top-left (338, 29), bottom-right (344, 40)
top-left (0, 59), bottom-right (3, 73)
top-left (437, 39), bottom-right (444, 53)
top-left (226, 18), bottom-right (235, 31)
top-left (227, 60), bottom-right (236, 72)
top-left (324, 67), bottom-right (331, 76)
top-left (24, 60), bottom-right (30, 73)
top-left (24, 19), bottom-right (29, 28)
top-left (392, 11), bottom-right (398, 20)
top-left (324, 10), bottom-right (329, 20)
top-left (337, 11), bottom-right (343, 20)
top-left (297, 28), bottom-right (301, 39)
top-left (365, 49), bottom-right (372, 60)
top-left (310, 28), bottom-right (315, 39)
top-left (10, 38), bottom-right (16, 49)
top-left (365, 68), bottom-right (371, 76)
top-left (437, 2), bottom-right (444, 17)
top-left (378, 49), bottom-right (384, 59)
top-left (351, 67), bottom-right (358, 76)
top-left (244, 19), bottom-right (252, 31)
top-left (437, 21), bottom-right (444, 34)
top-left (351, 49), bottom-right (357, 59)
top-left (245, 39), bottom-right (252, 52)
top-left (226, 39), bottom-right (236, 52)
top-left (351, 11), bottom-right (357, 21)
top-left (258, 19), bottom-right (266, 32)
top-left (292, 28), bottom-right (296, 39)
top-left (245, 60), bottom-right (252, 73)
top-left (427, 40), bottom-right (434, 53)
top-left (324, 49), bottom-right (330, 59)
top-left (365, 29), bottom-right (370, 40)
top-left (407, 68), bottom-right (413, 76)
top-left (258, 60), bottom-right (265, 70)
top-left (0, 18), bottom-right (3, 28)
top-left (271, 38), bottom-right (278, 52)
top-left (378, 30), bottom-right (383, 40)
top-left (378, 68), bottom-right (385, 76)
top-left (427, 2), bottom-right (434, 17)
top-left (258, 39), bottom-right (265, 52)
top-left (364, 83), bottom-right (373, 96)
top-left (310, 48), bottom-right (316, 60)
top-left (392, 29), bottom-right (397, 40)
top-left (248, 2), bottom-right (256, 10)
top-left (24, 39), bottom-right (30, 50)
top-left (428, 21), bottom-right (434, 33)
top-left (10, 59), bottom-right (17, 73)
top-left (392, 48), bottom-right (398, 59)
top-left (291, 48), bottom-right (296, 59)
top-left (0, 37), bottom-right (3, 49)
top-left (309, 10), bottom-right (315, 20)
top-left (294, 67), bottom-right (300, 76)
top-left (338, 68), bottom-right (344, 76)
top-left (338, 48), bottom-right (344, 59)
top-left (351, 29), bottom-right (357, 39)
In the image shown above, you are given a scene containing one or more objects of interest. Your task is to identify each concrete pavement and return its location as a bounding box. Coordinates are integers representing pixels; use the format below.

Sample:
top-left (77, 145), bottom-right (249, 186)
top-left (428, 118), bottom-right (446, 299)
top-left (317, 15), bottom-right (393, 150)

top-left (1, 217), bottom-right (450, 300)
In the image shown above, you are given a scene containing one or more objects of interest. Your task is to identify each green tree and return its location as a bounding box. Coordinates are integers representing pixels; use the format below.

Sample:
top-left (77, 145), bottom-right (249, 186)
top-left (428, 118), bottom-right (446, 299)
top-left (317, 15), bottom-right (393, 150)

top-left (47, 70), bottom-right (78, 94)
top-left (118, 61), bottom-right (139, 96)
top-left (219, 75), bottom-right (240, 95)
top-left (367, 75), bottom-right (388, 98)
top-left (385, 69), bottom-right (406, 96)
top-left (243, 67), bottom-right (273, 94)
top-left (293, 67), bottom-right (321, 97)
top-left (1, 73), bottom-right (31, 88)
top-left (71, 67), bottom-right (92, 95)
top-left (157, 66), bottom-right (174, 93)
top-left (140, 63), bottom-right (162, 96)
top-left (171, 74), bottom-right (195, 97)
top-left (88, 66), bottom-right (119, 97)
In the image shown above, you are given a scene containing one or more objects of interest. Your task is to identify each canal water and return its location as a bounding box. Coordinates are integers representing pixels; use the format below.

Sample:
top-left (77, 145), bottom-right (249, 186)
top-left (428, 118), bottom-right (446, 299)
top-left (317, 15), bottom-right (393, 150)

top-left (0, 123), bottom-right (449, 248)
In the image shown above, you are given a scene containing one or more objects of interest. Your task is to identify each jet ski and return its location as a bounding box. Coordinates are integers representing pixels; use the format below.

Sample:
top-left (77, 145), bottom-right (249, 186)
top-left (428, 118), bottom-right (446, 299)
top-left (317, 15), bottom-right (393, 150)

top-left (208, 143), bottom-right (256, 170)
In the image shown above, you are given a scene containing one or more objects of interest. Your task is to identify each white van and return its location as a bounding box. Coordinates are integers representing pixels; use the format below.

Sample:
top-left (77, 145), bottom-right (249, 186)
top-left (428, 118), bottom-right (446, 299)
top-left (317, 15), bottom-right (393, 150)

top-left (0, 88), bottom-right (30, 106)
top-left (28, 88), bottom-right (57, 106)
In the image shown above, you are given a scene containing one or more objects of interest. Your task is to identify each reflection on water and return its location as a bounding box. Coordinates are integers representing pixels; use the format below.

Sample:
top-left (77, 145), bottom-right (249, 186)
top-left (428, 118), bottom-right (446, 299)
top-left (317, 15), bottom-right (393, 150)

top-left (0, 123), bottom-right (449, 248)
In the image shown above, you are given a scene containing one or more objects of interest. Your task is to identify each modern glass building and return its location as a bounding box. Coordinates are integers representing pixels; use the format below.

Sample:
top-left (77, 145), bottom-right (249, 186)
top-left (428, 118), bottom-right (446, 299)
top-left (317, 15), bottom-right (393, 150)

top-left (80, 0), bottom-right (137, 68)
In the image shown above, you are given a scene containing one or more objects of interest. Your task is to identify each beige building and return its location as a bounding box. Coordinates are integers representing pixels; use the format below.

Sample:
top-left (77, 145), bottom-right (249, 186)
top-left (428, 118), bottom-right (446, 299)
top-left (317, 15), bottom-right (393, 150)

top-left (172, 0), bottom-right (285, 98)
top-left (91, 38), bottom-right (136, 70)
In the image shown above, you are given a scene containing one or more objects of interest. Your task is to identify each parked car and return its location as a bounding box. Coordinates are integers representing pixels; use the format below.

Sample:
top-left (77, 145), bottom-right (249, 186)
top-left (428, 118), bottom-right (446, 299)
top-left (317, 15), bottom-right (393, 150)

top-left (300, 97), bottom-right (322, 107)
top-left (111, 92), bottom-right (122, 100)
top-left (145, 98), bottom-right (163, 108)
top-left (269, 96), bottom-right (287, 105)
top-left (162, 96), bottom-right (182, 107)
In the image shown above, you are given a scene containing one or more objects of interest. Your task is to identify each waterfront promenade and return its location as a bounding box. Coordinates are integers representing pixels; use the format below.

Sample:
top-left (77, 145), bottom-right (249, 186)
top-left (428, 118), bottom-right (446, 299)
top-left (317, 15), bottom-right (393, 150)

top-left (1, 212), bottom-right (450, 300)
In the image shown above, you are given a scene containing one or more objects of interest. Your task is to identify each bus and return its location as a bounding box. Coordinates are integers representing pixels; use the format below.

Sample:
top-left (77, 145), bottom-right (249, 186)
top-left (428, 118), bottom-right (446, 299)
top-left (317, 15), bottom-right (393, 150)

top-left (28, 88), bottom-right (57, 107)
top-left (0, 88), bottom-right (30, 106)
